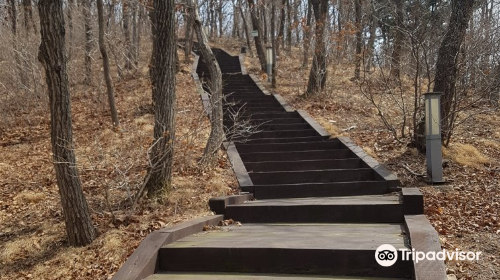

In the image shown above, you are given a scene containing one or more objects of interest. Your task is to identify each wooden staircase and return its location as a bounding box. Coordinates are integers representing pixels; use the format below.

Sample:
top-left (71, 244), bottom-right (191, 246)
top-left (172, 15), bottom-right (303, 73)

top-left (112, 46), bottom-right (446, 280)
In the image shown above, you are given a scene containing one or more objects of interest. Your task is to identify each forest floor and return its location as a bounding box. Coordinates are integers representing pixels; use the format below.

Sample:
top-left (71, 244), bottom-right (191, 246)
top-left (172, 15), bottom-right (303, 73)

top-left (0, 50), bottom-right (237, 279)
top-left (0, 40), bottom-right (498, 280)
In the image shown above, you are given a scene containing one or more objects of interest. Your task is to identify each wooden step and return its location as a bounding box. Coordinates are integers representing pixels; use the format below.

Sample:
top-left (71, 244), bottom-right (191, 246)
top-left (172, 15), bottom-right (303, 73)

top-left (243, 158), bottom-right (364, 172)
top-left (235, 140), bottom-right (340, 153)
top-left (235, 136), bottom-right (330, 144)
top-left (248, 129), bottom-right (319, 139)
top-left (251, 181), bottom-right (390, 199)
top-left (159, 223), bottom-right (412, 278)
top-left (249, 169), bottom-right (374, 185)
top-left (239, 150), bottom-right (354, 162)
top-left (146, 272), bottom-right (408, 280)
top-left (225, 195), bottom-right (403, 223)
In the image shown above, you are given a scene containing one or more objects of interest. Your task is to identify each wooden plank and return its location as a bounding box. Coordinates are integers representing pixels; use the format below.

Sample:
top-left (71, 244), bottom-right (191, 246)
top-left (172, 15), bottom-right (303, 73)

top-left (147, 272), bottom-right (408, 280)
top-left (111, 215), bottom-right (223, 280)
top-left (402, 188), bottom-right (424, 215)
top-left (297, 110), bottom-right (331, 137)
top-left (338, 137), bottom-right (400, 188)
top-left (404, 215), bottom-right (447, 280)
top-left (209, 193), bottom-right (254, 214)
top-left (225, 142), bottom-right (253, 188)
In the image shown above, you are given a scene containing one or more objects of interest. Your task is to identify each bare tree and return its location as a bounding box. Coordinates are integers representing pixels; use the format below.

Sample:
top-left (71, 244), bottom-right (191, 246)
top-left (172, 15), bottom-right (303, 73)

top-left (189, 0), bottom-right (224, 166)
top-left (248, 0), bottom-right (267, 72)
top-left (38, 0), bottom-right (96, 246)
top-left (306, 0), bottom-right (328, 95)
top-left (8, 0), bottom-right (27, 86)
top-left (390, 0), bottom-right (404, 78)
top-left (239, 0), bottom-right (254, 57)
top-left (123, 0), bottom-right (133, 70)
top-left (353, 0), bottom-right (362, 79)
top-left (434, 0), bottom-right (476, 145)
top-left (97, 0), bottom-right (119, 127)
top-left (144, 0), bottom-right (177, 198)
top-left (83, 0), bottom-right (93, 85)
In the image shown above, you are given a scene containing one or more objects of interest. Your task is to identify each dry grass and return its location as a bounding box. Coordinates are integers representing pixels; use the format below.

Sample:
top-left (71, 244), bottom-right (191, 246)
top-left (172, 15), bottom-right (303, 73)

top-left (443, 143), bottom-right (491, 168)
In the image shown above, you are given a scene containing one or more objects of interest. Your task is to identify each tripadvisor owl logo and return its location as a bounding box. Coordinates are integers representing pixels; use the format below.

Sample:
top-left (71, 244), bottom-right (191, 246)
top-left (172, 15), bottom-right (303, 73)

top-left (375, 244), bottom-right (398, 267)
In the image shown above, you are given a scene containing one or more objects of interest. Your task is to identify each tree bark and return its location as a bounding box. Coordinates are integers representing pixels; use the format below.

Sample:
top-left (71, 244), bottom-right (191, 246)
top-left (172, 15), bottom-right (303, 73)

top-left (239, 1), bottom-right (254, 57)
top-left (248, 0), bottom-right (267, 72)
top-left (68, 0), bottom-right (75, 60)
top-left (286, 0), bottom-right (292, 51)
top-left (123, 0), bottom-right (133, 70)
top-left (353, 0), bottom-right (362, 79)
top-left (83, 0), bottom-right (93, 85)
top-left (277, 0), bottom-right (286, 56)
top-left (38, 0), bottom-right (96, 247)
top-left (306, 0), bottom-right (328, 95)
top-left (8, 0), bottom-right (27, 86)
top-left (366, 0), bottom-right (377, 72)
top-left (433, 0), bottom-right (475, 145)
top-left (189, 0), bottom-right (224, 166)
top-left (390, 0), bottom-right (404, 78)
top-left (302, 0), bottom-right (312, 68)
top-left (145, 0), bottom-right (177, 198)
top-left (22, 0), bottom-right (36, 34)
top-left (132, 0), bottom-right (139, 66)
top-left (97, 0), bottom-right (119, 127)
top-left (271, 0), bottom-right (277, 88)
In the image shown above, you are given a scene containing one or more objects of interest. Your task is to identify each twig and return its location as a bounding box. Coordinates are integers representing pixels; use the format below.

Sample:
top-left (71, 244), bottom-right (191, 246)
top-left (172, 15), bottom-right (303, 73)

top-left (399, 163), bottom-right (425, 177)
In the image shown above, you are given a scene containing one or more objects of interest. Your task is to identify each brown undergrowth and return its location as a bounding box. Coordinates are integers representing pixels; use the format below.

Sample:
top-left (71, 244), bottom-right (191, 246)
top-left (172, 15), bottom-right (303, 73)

top-left (0, 49), bottom-right (237, 279)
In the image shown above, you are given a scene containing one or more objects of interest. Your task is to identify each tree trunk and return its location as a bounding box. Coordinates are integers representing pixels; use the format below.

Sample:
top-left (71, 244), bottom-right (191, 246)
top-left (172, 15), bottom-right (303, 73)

top-left (390, 0), bottom-right (404, 78)
top-left (239, 1), bottom-right (254, 57)
top-left (68, 0), bottom-right (75, 60)
top-left (294, 0), bottom-right (300, 45)
top-left (184, 11), bottom-right (193, 63)
top-left (247, 0), bottom-right (267, 72)
top-left (286, 0), bottom-right (292, 51)
top-left (271, 0), bottom-right (277, 88)
top-left (22, 0), bottom-right (36, 34)
top-left (123, 0), bottom-right (132, 70)
top-left (38, 0), bottom-right (96, 247)
top-left (97, 0), bottom-right (119, 127)
top-left (8, 0), bottom-right (27, 86)
top-left (277, 0), bottom-right (286, 56)
top-left (132, 0), bottom-right (138, 66)
top-left (218, 1), bottom-right (224, 37)
top-left (366, 0), bottom-right (377, 72)
top-left (433, 0), bottom-right (475, 145)
top-left (232, 1), bottom-right (240, 38)
top-left (262, 4), bottom-right (268, 44)
top-left (83, 0), bottom-right (93, 85)
top-left (353, 0), bottom-right (362, 79)
top-left (189, 0), bottom-right (224, 166)
top-left (145, 0), bottom-right (177, 198)
top-left (306, 0), bottom-right (328, 95)
top-left (302, 0), bottom-right (312, 68)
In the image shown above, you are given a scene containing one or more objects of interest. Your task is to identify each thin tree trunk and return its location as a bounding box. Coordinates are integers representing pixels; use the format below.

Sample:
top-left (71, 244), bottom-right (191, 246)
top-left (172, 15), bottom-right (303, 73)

top-left (366, 0), bottom-right (377, 72)
top-left (38, 0), bottom-right (96, 247)
top-left (123, 0), bottom-right (132, 70)
top-left (271, 0), bottom-right (277, 88)
top-left (353, 0), bottom-right (362, 79)
top-left (68, 0), bottom-right (75, 60)
top-left (22, 0), bottom-right (36, 34)
top-left (218, 1), bottom-right (224, 37)
top-left (248, 0), bottom-right (267, 72)
top-left (239, 2), bottom-right (254, 57)
top-left (83, 0), bottom-right (93, 85)
top-left (97, 0), bottom-right (119, 127)
top-left (8, 0), bottom-right (27, 86)
top-left (232, 1), bottom-right (240, 38)
top-left (262, 4), bottom-right (268, 44)
top-left (184, 11), bottom-right (193, 63)
top-left (390, 0), bottom-right (404, 78)
top-left (302, 0), bottom-right (312, 68)
top-left (306, 0), bottom-right (328, 95)
top-left (277, 0), bottom-right (286, 56)
top-left (132, 0), bottom-right (138, 66)
top-left (145, 0), bottom-right (177, 198)
top-left (294, 0), bottom-right (300, 45)
top-left (286, 0), bottom-right (292, 51)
